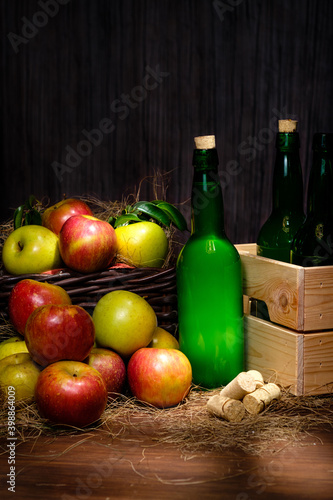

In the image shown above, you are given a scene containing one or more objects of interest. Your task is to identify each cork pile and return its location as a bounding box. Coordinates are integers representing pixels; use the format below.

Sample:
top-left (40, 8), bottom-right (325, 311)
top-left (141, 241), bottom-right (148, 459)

top-left (207, 371), bottom-right (281, 422)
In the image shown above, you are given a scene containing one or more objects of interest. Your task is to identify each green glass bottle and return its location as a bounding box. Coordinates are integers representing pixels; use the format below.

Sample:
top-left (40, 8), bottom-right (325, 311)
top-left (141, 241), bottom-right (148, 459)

top-left (291, 133), bottom-right (333, 266)
top-left (257, 120), bottom-right (305, 262)
top-left (176, 135), bottom-right (244, 389)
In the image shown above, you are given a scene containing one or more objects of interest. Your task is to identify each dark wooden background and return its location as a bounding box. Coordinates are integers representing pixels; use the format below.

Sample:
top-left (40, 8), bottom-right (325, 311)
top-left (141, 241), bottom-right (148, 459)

top-left (1, 0), bottom-right (333, 244)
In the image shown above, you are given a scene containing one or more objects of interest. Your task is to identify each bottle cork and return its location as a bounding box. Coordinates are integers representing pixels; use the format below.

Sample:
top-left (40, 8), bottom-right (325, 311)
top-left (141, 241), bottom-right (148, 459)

top-left (194, 135), bottom-right (216, 149)
top-left (242, 383), bottom-right (281, 415)
top-left (207, 394), bottom-right (245, 422)
top-left (220, 371), bottom-right (257, 400)
top-left (246, 369), bottom-right (264, 389)
top-left (278, 120), bottom-right (298, 133)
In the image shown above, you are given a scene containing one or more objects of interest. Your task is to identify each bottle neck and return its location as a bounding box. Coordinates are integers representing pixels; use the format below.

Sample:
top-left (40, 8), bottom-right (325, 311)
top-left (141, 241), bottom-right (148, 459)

top-left (307, 150), bottom-right (333, 216)
top-left (191, 148), bottom-right (225, 235)
top-left (272, 132), bottom-right (303, 211)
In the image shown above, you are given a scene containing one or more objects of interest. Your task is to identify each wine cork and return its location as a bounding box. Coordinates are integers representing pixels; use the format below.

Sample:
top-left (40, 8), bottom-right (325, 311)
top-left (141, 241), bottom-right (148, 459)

top-left (194, 135), bottom-right (216, 149)
top-left (246, 370), bottom-right (264, 389)
top-left (220, 371), bottom-right (257, 400)
top-left (278, 120), bottom-right (298, 133)
top-left (243, 383), bottom-right (281, 415)
top-left (207, 394), bottom-right (245, 422)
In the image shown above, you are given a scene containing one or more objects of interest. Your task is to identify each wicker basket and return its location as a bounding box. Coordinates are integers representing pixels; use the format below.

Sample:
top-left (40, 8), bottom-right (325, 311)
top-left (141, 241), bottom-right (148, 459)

top-left (0, 266), bottom-right (178, 337)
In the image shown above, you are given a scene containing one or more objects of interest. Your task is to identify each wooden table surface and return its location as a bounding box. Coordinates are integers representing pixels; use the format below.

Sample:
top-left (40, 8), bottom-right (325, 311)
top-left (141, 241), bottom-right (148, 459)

top-left (1, 418), bottom-right (333, 500)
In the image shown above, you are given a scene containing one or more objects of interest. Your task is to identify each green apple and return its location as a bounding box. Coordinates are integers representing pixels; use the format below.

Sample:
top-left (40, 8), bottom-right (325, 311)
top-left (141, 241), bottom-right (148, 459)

top-left (2, 225), bottom-right (63, 275)
top-left (115, 221), bottom-right (168, 267)
top-left (0, 336), bottom-right (29, 361)
top-left (93, 290), bottom-right (157, 357)
top-left (148, 327), bottom-right (180, 349)
top-left (0, 352), bottom-right (41, 401)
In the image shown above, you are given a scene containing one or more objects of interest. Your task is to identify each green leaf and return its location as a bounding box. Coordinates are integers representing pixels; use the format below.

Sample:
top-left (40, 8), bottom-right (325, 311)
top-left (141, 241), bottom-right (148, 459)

top-left (12, 196), bottom-right (42, 228)
top-left (25, 210), bottom-right (42, 226)
top-left (27, 195), bottom-right (37, 210)
top-left (151, 200), bottom-right (187, 231)
top-left (108, 216), bottom-right (116, 227)
top-left (132, 201), bottom-right (171, 226)
top-left (13, 206), bottom-right (24, 230)
top-left (114, 213), bottom-right (143, 228)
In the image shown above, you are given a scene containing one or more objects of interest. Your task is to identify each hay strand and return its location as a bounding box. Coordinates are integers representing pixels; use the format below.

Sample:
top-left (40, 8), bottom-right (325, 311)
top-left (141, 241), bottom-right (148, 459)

top-left (0, 173), bottom-right (185, 274)
top-left (1, 387), bottom-right (332, 457)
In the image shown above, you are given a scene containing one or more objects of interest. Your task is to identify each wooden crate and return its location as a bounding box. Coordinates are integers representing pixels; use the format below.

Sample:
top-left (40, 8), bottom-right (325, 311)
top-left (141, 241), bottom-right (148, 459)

top-left (244, 314), bottom-right (333, 396)
top-left (235, 244), bottom-right (333, 395)
top-left (235, 243), bottom-right (333, 332)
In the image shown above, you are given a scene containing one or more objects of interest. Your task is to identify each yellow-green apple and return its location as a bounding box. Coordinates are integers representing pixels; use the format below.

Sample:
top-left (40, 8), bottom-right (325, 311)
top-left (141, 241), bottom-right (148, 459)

top-left (85, 347), bottom-right (126, 398)
top-left (148, 326), bottom-right (180, 349)
top-left (34, 360), bottom-right (107, 427)
top-left (127, 348), bottom-right (192, 408)
top-left (8, 279), bottom-right (72, 336)
top-left (115, 221), bottom-right (168, 267)
top-left (2, 225), bottom-right (63, 275)
top-left (25, 304), bottom-right (95, 367)
top-left (59, 215), bottom-right (117, 273)
top-left (42, 198), bottom-right (93, 235)
top-left (0, 352), bottom-right (41, 401)
top-left (0, 336), bottom-right (28, 361)
top-left (93, 290), bottom-right (157, 357)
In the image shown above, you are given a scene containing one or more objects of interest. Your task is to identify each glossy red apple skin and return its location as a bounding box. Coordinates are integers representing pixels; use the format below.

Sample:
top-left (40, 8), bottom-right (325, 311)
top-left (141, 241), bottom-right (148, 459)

top-left (35, 360), bottom-right (108, 427)
top-left (85, 347), bottom-right (126, 398)
top-left (42, 198), bottom-right (93, 236)
top-left (25, 304), bottom-right (95, 367)
top-left (127, 348), bottom-right (192, 408)
top-left (8, 279), bottom-right (72, 336)
top-left (59, 215), bottom-right (117, 273)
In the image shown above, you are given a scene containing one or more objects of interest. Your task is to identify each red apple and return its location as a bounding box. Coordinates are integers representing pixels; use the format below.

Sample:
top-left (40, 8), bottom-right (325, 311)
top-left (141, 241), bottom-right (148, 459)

top-left (8, 279), bottom-right (72, 336)
top-left (25, 304), bottom-right (95, 367)
top-left (42, 198), bottom-right (93, 235)
top-left (59, 215), bottom-right (117, 273)
top-left (35, 360), bottom-right (108, 427)
top-left (127, 348), bottom-right (192, 408)
top-left (85, 347), bottom-right (126, 398)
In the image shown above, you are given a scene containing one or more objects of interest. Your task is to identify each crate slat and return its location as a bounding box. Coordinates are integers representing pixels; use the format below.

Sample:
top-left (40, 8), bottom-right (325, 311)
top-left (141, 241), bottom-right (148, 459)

top-left (236, 243), bottom-right (333, 332)
top-left (244, 315), bottom-right (303, 394)
top-left (303, 332), bottom-right (333, 395)
top-left (244, 314), bottom-right (333, 395)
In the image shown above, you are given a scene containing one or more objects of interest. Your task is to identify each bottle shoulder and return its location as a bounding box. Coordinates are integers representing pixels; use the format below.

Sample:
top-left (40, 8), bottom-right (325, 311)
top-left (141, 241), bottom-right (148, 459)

top-left (177, 233), bottom-right (240, 266)
top-left (263, 208), bottom-right (305, 221)
top-left (291, 222), bottom-right (333, 266)
top-left (292, 215), bottom-right (333, 244)
top-left (257, 211), bottom-right (305, 241)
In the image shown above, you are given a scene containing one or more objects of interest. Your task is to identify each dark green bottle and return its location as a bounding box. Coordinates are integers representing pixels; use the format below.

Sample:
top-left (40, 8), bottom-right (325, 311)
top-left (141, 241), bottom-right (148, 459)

top-left (176, 135), bottom-right (244, 389)
top-left (257, 120), bottom-right (305, 262)
top-left (291, 133), bottom-right (333, 266)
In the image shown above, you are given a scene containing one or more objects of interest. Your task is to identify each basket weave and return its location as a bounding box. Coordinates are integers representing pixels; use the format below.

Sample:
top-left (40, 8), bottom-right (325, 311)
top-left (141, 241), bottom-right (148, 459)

top-left (0, 266), bottom-right (178, 336)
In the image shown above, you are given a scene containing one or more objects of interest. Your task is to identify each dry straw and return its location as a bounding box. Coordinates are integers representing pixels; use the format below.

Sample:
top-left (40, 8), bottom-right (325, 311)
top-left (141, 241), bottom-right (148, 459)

top-left (0, 320), bottom-right (332, 456)
top-left (0, 170), bottom-right (186, 272)
top-left (1, 383), bottom-right (332, 457)
top-left (0, 174), bottom-right (332, 457)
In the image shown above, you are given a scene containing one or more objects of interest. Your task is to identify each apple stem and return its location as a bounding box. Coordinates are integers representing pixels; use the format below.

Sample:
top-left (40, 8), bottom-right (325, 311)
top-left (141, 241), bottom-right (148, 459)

top-left (18, 241), bottom-right (23, 251)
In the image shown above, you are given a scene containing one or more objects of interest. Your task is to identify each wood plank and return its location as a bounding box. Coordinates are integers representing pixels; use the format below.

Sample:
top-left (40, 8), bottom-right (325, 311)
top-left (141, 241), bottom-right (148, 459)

top-left (2, 1), bottom-right (333, 248)
top-left (245, 314), bottom-right (333, 396)
top-left (244, 315), bottom-right (300, 394)
top-left (303, 331), bottom-right (333, 395)
top-left (1, 423), bottom-right (333, 499)
top-left (237, 245), bottom-right (333, 332)
top-left (239, 253), bottom-right (304, 331)
top-left (303, 267), bottom-right (333, 331)
top-left (235, 243), bottom-right (257, 255)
